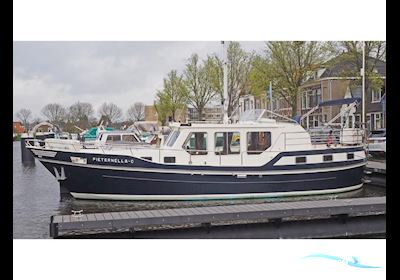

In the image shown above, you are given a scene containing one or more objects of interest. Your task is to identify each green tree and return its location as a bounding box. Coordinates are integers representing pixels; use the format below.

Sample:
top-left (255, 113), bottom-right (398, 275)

top-left (248, 55), bottom-right (273, 99)
top-left (155, 70), bottom-right (188, 122)
top-left (184, 54), bottom-right (217, 120)
top-left (207, 42), bottom-right (254, 117)
top-left (265, 41), bottom-right (333, 117)
top-left (329, 41), bottom-right (386, 92)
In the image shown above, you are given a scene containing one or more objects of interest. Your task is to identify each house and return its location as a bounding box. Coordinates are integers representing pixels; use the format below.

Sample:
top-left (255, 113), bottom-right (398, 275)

top-left (298, 56), bottom-right (386, 130)
top-left (144, 105), bottom-right (159, 122)
top-left (187, 106), bottom-right (223, 122)
top-left (13, 121), bottom-right (25, 134)
top-left (144, 105), bottom-right (186, 124)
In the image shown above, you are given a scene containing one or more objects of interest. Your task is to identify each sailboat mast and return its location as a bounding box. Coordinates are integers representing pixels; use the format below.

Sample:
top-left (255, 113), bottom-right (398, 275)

top-left (222, 41), bottom-right (229, 124)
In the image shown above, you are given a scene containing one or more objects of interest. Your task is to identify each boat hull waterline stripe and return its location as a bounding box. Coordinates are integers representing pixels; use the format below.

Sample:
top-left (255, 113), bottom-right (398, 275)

top-left (102, 175), bottom-right (336, 184)
top-left (71, 184), bottom-right (363, 201)
top-left (38, 158), bottom-right (366, 176)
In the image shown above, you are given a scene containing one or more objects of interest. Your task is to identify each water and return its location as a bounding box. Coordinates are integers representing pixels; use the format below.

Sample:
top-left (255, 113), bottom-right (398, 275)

top-left (13, 141), bottom-right (386, 239)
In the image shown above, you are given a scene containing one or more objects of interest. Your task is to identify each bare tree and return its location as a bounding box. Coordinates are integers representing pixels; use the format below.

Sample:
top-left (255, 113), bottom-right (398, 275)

top-left (127, 102), bottom-right (145, 122)
top-left (67, 101), bottom-right (94, 129)
top-left (41, 103), bottom-right (67, 126)
top-left (68, 102), bottom-right (94, 123)
top-left (98, 102), bottom-right (122, 124)
top-left (16, 108), bottom-right (32, 131)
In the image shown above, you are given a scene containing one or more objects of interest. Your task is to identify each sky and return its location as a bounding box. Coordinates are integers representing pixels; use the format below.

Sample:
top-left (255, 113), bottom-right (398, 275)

top-left (13, 41), bottom-right (266, 121)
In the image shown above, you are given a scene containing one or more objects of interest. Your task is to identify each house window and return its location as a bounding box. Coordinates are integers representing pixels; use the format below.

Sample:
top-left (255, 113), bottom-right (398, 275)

top-left (371, 88), bottom-right (382, 103)
top-left (307, 91), bottom-right (314, 108)
top-left (316, 88), bottom-right (322, 105)
top-left (372, 113), bottom-right (383, 130)
top-left (183, 132), bottom-right (208, 155)
top-left (301, 92), bottom-right (308, 109)
top-left (215, 132), bottom-right (240, 155)
top-left (247, 132), bottom-right (271, 154)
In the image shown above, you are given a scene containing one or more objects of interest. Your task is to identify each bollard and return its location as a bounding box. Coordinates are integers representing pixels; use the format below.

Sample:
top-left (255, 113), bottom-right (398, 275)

top-left (20, 136), bottom-right (35, 164)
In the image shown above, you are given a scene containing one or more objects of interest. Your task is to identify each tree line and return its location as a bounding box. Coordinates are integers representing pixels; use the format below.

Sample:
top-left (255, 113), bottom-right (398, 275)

top-left (15, 101), bottom-right (146, 133)
top-left (15, 41), bottom-right (386, 131)
top-left (154, 41), bottom-right (386, 124)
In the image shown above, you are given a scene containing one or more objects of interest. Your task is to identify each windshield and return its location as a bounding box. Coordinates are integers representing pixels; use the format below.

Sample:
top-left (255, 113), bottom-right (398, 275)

top-left (165, 130), bottom-right (180, 147)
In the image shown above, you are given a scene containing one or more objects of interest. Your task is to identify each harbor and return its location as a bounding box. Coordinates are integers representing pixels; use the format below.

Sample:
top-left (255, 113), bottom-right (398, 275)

top-left (13, 41), bottom-right (386, 239)
top-left (13, 141), bottom-right (386, 239)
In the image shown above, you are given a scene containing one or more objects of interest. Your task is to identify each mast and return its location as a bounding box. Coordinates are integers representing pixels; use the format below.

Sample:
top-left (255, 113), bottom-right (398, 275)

top-left (222, 41), bottom-right (229, 124)
top-left (362, 41), bottom-right (366, 130)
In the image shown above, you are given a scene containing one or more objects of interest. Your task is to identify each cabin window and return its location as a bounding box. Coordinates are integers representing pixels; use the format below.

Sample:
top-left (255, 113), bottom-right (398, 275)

top-left (215, 132), bottom-right (240, 155)
top-left (164, 157), bottom-right (176, 163)
top-left (106, 135), bottom-right (121, 143)
top-left (295, 156), bottom-right (307, 164)
top-left (165, 131), bottom-right (180, 147)
top-left (122, 134), bottom-right (138, 142)
top-left (183, 132), bottom-right (207, 155)
top-left (247, 132), bottom-right (271, 154)
top-left (323, 155), bottom-right (333, 162)
top-left (347, 153), bottom-right (354, 160)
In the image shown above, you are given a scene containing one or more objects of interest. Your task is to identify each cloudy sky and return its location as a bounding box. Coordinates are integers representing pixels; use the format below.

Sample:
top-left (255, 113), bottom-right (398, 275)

top-left (13, 41), bottom-right (266, 120)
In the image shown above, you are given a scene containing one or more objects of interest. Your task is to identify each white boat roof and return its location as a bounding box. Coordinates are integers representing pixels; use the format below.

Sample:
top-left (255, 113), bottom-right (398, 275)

top-left (169, 119), bottom-right (299, 130)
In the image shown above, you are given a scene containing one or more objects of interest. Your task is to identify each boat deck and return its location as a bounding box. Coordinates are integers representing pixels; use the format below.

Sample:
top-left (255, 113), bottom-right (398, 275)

top-left (50, 196), bottom-right (386, 238)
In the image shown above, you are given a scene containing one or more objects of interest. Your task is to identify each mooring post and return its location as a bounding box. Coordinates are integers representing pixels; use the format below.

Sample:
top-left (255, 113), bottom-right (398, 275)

top-left (20, 136), bottom-right (35, 164)
top-left (49, 216), bottom-right (59, 238)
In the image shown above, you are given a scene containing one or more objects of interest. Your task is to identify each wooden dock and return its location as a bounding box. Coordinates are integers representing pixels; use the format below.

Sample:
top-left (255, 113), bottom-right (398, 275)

top-left (366, 160), bottom-right (386, 174)
top-left (50, 196), bottom-right (386, 238)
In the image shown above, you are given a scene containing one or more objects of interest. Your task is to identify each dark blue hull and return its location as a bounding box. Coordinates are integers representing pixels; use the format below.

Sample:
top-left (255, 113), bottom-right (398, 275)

top-left (31, 146), bottom-right (367, 200)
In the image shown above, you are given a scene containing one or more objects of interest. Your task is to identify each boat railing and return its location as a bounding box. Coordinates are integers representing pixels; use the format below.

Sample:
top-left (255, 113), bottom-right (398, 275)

top-left (281, 128), bottom-right (365, 149)
top-left (25, 128), bottom-right (366, 166)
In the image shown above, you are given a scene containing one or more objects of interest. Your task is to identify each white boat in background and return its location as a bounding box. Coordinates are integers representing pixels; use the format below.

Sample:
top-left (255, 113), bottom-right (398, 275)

top-left (367, 129), bottom-right (386, 157)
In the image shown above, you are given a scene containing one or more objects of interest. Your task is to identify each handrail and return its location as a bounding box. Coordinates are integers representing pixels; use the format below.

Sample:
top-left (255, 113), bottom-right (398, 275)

top-left (25, 129), bottom-right (366, 157)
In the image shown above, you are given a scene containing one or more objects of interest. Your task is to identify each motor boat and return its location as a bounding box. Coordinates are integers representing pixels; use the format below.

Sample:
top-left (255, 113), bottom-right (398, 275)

top-left (25, 108), bottom-right (367, 200)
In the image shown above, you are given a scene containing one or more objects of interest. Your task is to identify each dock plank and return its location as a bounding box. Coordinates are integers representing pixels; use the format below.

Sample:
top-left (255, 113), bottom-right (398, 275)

top-left (103, 213), bottom-right (113, 220)
top-left (85, 214), bottom-right (97, 221)
top-left (119, 212), bottom-right (131, 219)
top-left (94, 213), bottom-right (105, 221)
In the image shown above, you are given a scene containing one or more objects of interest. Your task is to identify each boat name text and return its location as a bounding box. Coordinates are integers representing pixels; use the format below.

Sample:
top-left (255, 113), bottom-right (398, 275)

top-left (92, 157), bottom-right (134, 164)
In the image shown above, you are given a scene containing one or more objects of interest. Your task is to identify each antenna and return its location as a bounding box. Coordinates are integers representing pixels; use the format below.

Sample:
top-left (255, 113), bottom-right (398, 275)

top-left (222, 41), bottom-right (229, 124)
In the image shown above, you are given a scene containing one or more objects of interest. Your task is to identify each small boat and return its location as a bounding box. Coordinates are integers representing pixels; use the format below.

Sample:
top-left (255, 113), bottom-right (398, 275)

top-left (367, 129), bottom-right (386, 157)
